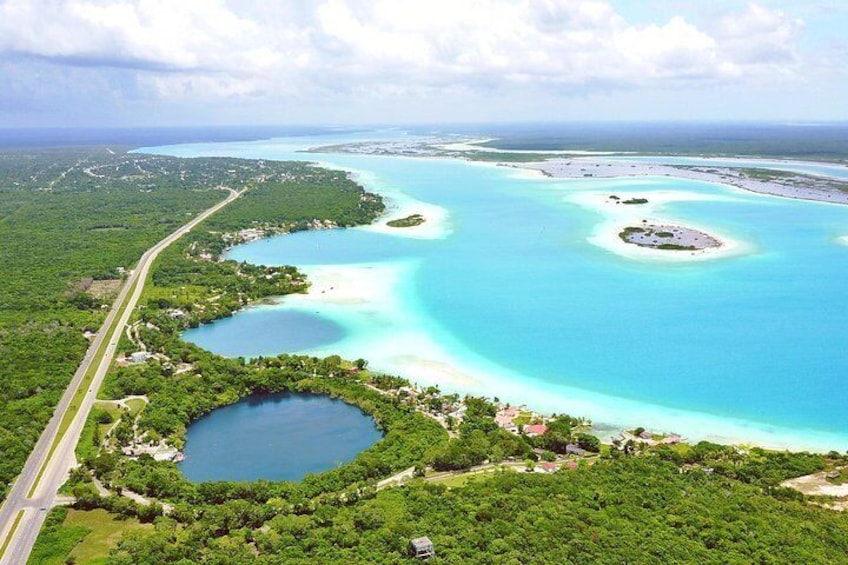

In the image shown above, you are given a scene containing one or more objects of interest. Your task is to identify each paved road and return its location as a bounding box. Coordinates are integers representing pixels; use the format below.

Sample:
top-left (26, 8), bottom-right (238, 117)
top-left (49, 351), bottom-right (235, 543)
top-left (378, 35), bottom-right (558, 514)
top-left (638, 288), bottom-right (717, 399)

top-left (0, 188), bottom-right (240, 565)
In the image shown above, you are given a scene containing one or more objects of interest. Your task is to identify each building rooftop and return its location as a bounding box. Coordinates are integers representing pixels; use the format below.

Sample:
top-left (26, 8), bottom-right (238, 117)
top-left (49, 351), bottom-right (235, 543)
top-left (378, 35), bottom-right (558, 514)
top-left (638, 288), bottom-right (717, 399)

top-left (410, 536), bottom-right (435, 559)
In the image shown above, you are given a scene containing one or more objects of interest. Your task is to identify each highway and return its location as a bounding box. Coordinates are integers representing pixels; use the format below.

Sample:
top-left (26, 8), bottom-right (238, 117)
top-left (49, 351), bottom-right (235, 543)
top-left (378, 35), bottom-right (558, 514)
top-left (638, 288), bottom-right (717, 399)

top-left (0, 188), bottom-right (240, 565)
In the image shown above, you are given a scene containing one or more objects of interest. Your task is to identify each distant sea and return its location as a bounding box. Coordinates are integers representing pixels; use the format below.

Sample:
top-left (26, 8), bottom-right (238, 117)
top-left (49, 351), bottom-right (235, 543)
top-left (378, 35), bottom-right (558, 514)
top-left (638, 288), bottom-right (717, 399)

top-left (2, 121), bottom-right (847, 160)
top-left (428, 121), bottom-right (848, 162)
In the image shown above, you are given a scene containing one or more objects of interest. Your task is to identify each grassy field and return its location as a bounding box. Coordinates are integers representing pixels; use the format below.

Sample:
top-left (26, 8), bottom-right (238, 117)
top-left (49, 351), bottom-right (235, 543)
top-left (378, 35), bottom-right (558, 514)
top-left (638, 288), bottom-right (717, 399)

top-left (29, 508), bottom-right (151, 565)
top-left (124, 398), bottom-right (147, 416)
top-left (74, 400), bottom-right (133, 462)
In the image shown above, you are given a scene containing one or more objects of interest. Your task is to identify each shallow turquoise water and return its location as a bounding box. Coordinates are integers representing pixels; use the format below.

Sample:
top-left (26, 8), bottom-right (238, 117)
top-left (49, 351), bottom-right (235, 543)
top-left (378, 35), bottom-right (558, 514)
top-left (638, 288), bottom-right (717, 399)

top-left (180, 393), bottom-right (382, 482)
top-left (183, 309), bottom-right (345, 359)
top-left (141, 134), bottom-right (848, 449)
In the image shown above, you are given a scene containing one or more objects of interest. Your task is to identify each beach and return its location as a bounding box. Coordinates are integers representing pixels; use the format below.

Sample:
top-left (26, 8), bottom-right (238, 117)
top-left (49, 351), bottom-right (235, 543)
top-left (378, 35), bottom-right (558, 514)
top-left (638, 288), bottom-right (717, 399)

top-left (358, 194), bottom-right (450, 240)
top-left (329, 165), bottom-right (452, 240)
top-left (275, 260), bottom-right (848, 453)
top-left (282, 262), bottom-right (485, 391)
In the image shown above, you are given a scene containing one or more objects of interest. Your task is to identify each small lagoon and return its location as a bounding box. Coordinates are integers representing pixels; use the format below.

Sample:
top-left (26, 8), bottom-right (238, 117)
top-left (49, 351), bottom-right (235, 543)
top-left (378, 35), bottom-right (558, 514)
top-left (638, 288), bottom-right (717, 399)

top-left (179, 393), bottom-right (383, 483)
top-left (183, 308), bottom-right (345, 359)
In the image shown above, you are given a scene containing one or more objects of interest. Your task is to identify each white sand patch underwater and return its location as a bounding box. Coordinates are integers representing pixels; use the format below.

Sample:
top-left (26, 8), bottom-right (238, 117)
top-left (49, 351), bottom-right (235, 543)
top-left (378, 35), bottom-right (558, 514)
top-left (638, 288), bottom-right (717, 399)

top-left (150, 131), bottom-right (848, 455)
top-left (274, 260), bottom-right (847, 452)
top-left (564, 186), bottom-right (753, 262)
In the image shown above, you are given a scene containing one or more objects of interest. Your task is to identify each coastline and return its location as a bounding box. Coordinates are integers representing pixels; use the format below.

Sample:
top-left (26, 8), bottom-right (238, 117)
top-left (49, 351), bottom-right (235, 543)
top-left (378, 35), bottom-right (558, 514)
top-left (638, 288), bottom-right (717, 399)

top-left (319, 163), bottom-right (452, 240)
top-left (240, 154), bottom-right (842, 452)
top-left (147, 136), bottom-right (848, 454)
top-left (520, 158), bottom-right (848, 206)
top-left (358, 194), bottom-right (450, 240)
top-left (274, 261), bottom-right (847, 453)
top-left (434, 138), bottom-right (629, 156)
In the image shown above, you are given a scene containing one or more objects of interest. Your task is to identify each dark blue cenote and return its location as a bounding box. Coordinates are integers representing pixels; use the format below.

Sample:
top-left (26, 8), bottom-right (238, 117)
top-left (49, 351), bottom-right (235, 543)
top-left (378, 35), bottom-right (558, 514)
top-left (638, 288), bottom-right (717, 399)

top-left (179, 392), bottom-right (383, 482)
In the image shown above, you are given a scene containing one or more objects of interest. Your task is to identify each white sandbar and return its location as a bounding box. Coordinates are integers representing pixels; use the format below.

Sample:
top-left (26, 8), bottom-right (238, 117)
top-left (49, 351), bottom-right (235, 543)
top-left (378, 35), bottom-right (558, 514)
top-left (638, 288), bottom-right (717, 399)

top-left (339, 166), bottom-right (451, 240)
top-left (565, 189), bottom-right (751, 262)
top-left (525, 158), bottom-right (848, 205)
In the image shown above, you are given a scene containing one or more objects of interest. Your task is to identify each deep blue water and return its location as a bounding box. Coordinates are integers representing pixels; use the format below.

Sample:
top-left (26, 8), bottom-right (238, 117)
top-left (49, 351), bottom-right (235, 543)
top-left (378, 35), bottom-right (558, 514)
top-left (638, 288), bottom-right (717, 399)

top-left (146, 132), bottom-right (848, 449)
top-left (179, 393), bottom-right (382, 482)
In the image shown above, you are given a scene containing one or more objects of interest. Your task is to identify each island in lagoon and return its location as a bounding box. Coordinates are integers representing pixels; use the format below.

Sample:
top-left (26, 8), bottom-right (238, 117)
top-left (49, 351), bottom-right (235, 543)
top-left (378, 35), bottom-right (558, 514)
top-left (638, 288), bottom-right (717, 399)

top-left (619, 223), bottom-right (721, 251)
top-left (386, 213), bottom-right (426, 228)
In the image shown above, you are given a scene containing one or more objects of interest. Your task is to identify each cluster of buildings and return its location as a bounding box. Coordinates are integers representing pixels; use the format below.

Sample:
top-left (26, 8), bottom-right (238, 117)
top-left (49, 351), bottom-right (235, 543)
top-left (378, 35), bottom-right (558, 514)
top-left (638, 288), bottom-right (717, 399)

top-left (388, 385), bottom-right (468, 434)
top-left (219, 219), bottom-right (342, 250)
top-left (121, 439), bottom-right (183, 463)
top-left (494, 405), bottom-right (550, 437)
top-left (614, 429), bottom-right (684, 447)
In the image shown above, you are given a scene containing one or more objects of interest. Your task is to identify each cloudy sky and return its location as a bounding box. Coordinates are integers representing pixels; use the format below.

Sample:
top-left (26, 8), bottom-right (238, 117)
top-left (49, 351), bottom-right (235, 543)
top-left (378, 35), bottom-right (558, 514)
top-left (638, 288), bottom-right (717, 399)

top-left (0, 0), bottom-right (845, 127)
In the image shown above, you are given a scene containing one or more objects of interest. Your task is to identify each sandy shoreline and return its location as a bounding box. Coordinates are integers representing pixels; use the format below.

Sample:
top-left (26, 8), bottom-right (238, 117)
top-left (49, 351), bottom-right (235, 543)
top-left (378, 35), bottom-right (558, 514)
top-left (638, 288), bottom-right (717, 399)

top-left (273, 261), bottom-right (846, 452)
top-left (336, 166), bottom-right (451, 240)
top-left (359, 196), bottom-right (450, 240)
top-left (282, 262), bottom-right (485, 391)
top-left (241, 148), bottom-right (848, 452)
top-left (521, 158), bottom-right (848, 205)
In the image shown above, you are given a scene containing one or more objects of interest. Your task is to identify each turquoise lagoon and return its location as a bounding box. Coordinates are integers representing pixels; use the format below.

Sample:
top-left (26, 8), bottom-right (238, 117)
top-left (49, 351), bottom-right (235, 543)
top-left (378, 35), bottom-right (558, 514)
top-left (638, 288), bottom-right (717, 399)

top-left (148, 133), bottom-right (848, 451)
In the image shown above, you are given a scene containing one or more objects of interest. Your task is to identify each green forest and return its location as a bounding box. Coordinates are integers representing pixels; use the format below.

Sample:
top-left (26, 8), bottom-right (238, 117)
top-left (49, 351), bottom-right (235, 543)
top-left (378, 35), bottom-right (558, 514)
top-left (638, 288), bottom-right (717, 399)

top-left (0, 149), bottom-right (379, 503)
top-left (102, 457), bottom-right (848, 564)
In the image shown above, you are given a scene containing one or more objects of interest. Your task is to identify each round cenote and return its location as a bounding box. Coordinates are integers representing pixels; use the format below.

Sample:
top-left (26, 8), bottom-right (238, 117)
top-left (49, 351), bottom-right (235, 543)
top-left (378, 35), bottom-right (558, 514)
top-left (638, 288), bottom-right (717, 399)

top-left (179, 392), bottom-right (383, 482)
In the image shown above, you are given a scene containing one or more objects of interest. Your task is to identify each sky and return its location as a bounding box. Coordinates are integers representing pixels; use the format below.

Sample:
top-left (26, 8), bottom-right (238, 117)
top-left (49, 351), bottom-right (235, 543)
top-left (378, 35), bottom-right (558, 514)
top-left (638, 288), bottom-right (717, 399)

top-left (0, 0), bottom-right (845, 127)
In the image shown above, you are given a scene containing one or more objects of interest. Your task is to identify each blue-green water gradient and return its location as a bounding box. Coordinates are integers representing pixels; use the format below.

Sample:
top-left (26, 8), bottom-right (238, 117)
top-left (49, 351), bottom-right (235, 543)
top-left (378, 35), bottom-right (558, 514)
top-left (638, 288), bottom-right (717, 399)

top-left (141, 134), bottom-right (848, 449)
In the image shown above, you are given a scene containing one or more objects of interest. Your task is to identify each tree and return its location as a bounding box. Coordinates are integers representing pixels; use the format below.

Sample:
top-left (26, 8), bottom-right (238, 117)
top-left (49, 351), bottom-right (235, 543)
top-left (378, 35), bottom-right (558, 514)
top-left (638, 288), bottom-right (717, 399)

top-left (575, 433), bottom-right (600, 453)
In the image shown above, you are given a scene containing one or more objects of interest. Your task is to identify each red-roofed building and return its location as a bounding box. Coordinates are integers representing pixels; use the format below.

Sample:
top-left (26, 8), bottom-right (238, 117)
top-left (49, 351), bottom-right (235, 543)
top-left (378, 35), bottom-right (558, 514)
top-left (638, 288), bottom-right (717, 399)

top-left (539, 462), bottom-right (558, 474)
top-left (495, 413), bottom-right (515, 427)
top-left (524, 424), bottom-right (549, 437)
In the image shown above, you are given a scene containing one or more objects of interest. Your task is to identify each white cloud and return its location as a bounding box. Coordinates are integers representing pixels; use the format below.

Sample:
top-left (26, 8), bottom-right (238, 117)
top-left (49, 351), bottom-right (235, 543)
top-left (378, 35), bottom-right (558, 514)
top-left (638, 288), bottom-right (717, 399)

top-left (0, 0), bottom-right (269, 71)
top-left (711, 2), bottom-right (803, 69)
top-left (0, 0), bottom-right (812, 105)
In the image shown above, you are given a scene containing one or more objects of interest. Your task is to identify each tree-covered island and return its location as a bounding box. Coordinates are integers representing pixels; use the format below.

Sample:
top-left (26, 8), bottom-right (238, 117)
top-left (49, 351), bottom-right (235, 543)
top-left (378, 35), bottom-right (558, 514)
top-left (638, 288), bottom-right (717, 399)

top-left (619, 223), bottom-right (721, 251)
top-left (386, 214), bottom-right (425, 228)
